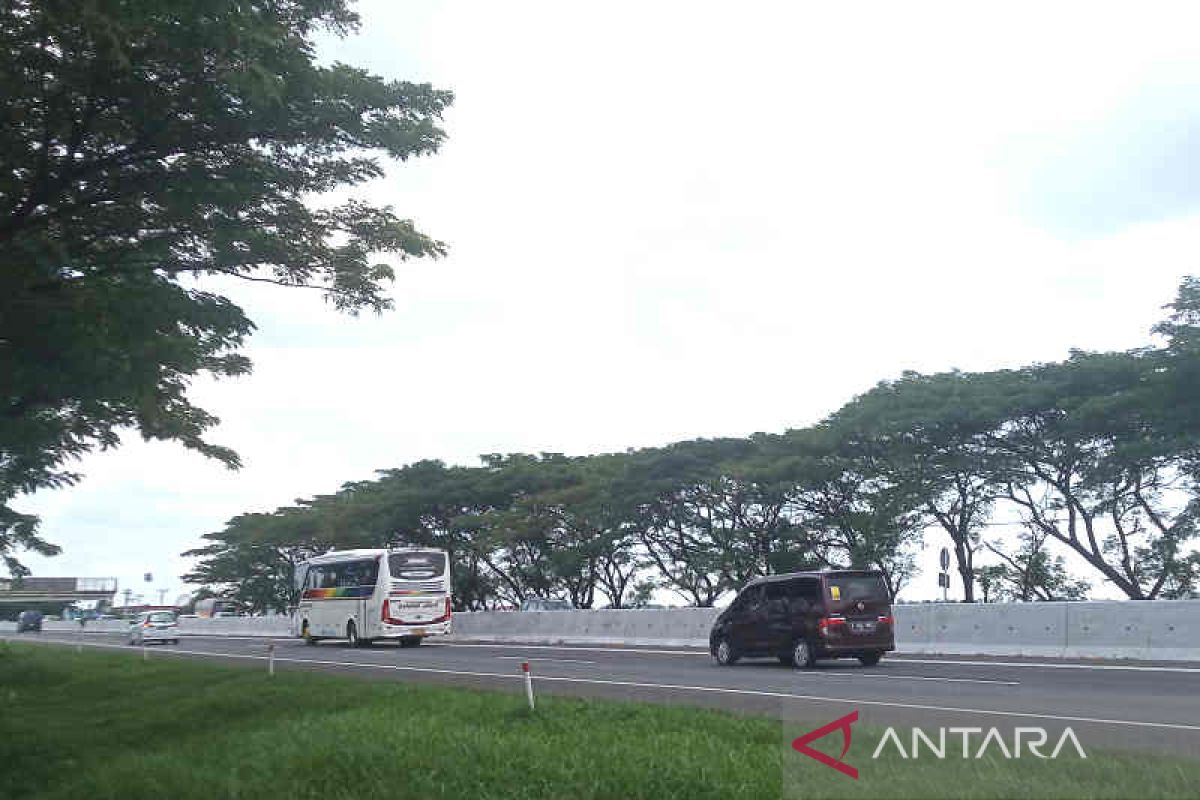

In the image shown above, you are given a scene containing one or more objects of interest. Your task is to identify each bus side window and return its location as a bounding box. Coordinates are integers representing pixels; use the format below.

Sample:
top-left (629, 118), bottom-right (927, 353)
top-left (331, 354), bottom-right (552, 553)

top-left (335, 563), bottom-right (357, 588)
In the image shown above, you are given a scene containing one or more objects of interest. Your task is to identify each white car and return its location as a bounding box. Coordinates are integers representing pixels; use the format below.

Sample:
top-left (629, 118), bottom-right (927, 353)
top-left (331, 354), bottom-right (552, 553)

top-left (129, 611), bottom-right (179, 645)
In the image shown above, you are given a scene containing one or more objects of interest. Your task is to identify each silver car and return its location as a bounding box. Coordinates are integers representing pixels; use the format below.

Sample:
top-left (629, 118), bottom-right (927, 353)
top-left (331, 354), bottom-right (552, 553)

top-left (129, 611), bottom-right (179, 645)
top-left (519, 598), bottom-right (572, 611)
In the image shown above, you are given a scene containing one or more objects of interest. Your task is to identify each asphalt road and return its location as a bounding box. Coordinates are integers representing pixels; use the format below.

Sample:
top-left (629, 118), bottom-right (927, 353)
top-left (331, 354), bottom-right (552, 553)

top-left (6, 631), bottom-right (1200, 756)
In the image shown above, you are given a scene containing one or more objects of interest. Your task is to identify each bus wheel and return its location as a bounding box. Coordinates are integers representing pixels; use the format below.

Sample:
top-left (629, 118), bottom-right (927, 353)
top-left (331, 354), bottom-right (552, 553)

top-left (399, 636), bottom-right (422, 648)
top-left (346, 621), bottom-right (359, 648)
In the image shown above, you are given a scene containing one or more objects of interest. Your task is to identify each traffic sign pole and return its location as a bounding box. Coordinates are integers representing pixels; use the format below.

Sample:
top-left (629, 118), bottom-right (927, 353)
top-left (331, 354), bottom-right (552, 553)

top-left (939, 548), bottom-right (951, 602)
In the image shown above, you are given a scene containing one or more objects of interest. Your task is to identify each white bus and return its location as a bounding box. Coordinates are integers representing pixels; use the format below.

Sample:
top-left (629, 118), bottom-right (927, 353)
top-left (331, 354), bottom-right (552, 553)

top-left (293, 548), bottom-right (451, 647)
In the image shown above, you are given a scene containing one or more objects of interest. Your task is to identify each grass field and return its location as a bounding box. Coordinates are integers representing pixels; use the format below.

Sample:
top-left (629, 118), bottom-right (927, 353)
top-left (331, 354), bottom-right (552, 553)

top-left (1, 640), bottom-right (1197, 799)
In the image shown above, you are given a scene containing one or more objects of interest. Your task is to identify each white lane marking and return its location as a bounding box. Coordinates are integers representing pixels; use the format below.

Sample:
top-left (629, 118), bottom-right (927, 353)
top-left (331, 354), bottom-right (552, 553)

top-left (15, 633), bottom-right (1200, 673)
top-left (430, 641), bottom-right (706, 657)
top-left (435, 642), bottom-right (1200, 674)
top-left (806, 672), bottom-right (1018, 686)
top-left (8, 635), bottom-right (1197, 733)
top-left (893, 657), bottom-right (1200, 674)
top-left (494, 656), bottom-right (597, 665)
top-left (178, 635), bottom-right (296, 642)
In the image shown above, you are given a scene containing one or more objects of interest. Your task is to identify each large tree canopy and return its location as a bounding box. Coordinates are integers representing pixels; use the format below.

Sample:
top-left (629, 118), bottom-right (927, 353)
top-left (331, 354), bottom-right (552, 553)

top-left (187, 280), bottom-right (1200, 610)
top-left (0, 0), bottom-right (451, 573)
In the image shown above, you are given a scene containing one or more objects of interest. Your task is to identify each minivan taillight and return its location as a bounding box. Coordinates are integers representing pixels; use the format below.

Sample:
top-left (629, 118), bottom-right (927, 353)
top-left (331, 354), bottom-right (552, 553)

top-left (817, 617), bottom-right (845, 636)
top-left (878, 614), bottom-right (895, 626)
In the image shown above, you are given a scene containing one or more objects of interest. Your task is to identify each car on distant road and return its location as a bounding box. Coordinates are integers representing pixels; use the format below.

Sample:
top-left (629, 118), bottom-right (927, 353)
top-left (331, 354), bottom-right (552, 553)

top-left (16, 609), bottom-right (43, 632)
top-left (519, 598), bottom-right (572, 611)
top-left (129, 611), bottom-right (180, 645)
top-left (709, 570), bottom-right (895, 669)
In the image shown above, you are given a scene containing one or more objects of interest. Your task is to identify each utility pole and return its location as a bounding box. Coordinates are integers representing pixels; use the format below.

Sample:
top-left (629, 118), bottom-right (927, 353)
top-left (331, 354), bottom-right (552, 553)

top-left (157, 588), bottom-right (168, 606)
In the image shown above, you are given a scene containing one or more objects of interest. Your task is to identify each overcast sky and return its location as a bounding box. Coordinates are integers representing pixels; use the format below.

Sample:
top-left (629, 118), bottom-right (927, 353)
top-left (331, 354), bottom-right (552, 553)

top-left (18, 1), bottom-right (1200, 604)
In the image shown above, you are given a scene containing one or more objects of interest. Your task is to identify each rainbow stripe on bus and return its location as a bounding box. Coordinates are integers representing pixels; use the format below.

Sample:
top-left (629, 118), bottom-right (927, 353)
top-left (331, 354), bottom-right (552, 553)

top-left (301, 586), bottom-right (374, 600)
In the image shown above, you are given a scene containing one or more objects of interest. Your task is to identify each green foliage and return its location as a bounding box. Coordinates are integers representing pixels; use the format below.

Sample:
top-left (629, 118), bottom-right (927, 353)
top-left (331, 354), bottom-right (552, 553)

top-left (185, 279), bottom-right (1200, 607)
top-left (0, 0), bottom-right (451, 574)
top-left (977, 531), bottom-right (1090, 602)
top-left (4, 644), bottom-right (1199, 799)
top-left (826, 370), bottom-right (1004, 601)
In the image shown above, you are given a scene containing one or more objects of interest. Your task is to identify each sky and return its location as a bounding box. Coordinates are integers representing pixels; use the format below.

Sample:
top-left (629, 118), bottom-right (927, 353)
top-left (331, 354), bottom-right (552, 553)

top-left (16, 0), bottom-right (1200, 605)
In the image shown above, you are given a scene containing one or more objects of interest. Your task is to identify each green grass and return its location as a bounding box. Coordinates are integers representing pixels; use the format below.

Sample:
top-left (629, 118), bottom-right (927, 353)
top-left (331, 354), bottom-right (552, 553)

top-left (0, 640), bottom-right (1196, 799)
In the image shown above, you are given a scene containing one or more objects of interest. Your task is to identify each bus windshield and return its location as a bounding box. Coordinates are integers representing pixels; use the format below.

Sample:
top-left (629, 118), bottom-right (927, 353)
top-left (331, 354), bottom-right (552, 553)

top-left (389, 551), bottom-right (446, 579)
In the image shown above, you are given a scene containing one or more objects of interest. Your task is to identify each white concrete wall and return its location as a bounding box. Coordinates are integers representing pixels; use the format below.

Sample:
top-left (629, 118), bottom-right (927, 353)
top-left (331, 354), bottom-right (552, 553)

top-left (451, 601), bottom-right (1200, 660)
top-left (4, 601), bottom-right (1197, 660)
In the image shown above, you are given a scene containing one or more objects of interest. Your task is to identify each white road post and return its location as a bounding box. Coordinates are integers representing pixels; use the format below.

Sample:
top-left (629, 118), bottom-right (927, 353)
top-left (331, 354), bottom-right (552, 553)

top-left (522, 661), bottom-right (535, 710)
top-left (268, 642), bottom-right (275, 676)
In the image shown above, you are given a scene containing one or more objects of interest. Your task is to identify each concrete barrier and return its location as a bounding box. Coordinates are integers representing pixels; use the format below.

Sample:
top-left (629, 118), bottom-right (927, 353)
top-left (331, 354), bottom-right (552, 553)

top-left (452, 608), bottom-right (720, 647)
top-left (451, 602), bottom-right (1200, 660)
top-left (177, 616), bottom-right (292, 637)
top-left (3, 601), bottom-right (1197, 660)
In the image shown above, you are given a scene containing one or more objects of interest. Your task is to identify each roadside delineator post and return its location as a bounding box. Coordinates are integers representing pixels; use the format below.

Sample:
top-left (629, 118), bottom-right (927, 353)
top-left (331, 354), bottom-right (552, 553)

top-left (268, 642), bottom-right (275, 676)
top-left (522, 661), bottom-right (535, 710)
top-left (142, 639), bottom-right (147, 662)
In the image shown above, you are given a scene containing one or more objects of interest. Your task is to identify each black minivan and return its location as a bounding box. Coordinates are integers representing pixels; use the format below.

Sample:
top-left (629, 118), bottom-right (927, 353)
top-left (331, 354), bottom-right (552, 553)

top-left (709, 570), bottom-right (895, 668)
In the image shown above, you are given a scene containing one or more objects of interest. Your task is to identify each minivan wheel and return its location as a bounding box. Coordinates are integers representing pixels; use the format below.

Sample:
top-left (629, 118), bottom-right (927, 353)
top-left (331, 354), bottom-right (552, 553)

top-left (714, 638), bottom-right (739, 666)
top-left (858, 651), bottom-right (883, 667)
top-left (792, 639), bottom-right (816, 669)
top-left (346, 621), bottom-right (359, 648)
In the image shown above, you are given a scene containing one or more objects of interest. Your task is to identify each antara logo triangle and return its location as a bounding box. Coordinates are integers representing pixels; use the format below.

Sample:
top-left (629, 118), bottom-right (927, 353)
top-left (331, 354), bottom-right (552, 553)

top-left (791, 710), bottom-right (859, 779)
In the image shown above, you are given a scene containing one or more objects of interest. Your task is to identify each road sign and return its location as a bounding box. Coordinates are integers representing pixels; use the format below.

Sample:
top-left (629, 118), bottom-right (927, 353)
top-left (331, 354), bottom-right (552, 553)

top-left (143, 572), bottom-right (152, 583)
top-left (939, 547), bottom-right (950, 571)
top-left (937, 572), bottom-right (950, 588)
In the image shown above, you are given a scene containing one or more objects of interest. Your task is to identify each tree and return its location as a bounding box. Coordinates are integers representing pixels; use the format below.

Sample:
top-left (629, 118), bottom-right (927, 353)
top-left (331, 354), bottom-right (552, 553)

top-left (976, 531), bottom-right (1090, 602)
top-left (985, 353), bottom-right (1200, 599)
top-left (827, 372), bottom-right (1005, 602)
top-left (181, 506), bottom-right (336, 613)
top-left (625, 440), bottom-right (760, 606)
top-left (0, 0), bottom-right (451, 574)
top-left (756, 428), bottom-right (923, 600)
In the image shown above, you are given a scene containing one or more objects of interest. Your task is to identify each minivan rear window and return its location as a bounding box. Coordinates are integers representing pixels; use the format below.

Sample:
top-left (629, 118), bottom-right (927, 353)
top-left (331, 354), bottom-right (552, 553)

top-left (825, 575), bottom-right (888, 604)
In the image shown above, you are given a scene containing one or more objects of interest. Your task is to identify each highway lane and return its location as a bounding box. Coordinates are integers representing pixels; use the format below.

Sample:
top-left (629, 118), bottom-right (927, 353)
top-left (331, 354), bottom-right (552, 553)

top-left (6, 631), bottom-right (1200, 756)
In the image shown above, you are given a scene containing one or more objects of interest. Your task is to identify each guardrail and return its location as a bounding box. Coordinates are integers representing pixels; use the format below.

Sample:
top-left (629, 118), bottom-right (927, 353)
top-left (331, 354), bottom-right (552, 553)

top-left (3, 601), bottom-right (1197, 660)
